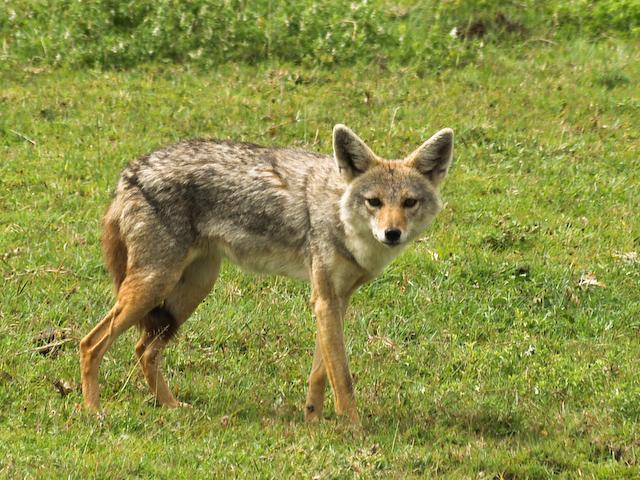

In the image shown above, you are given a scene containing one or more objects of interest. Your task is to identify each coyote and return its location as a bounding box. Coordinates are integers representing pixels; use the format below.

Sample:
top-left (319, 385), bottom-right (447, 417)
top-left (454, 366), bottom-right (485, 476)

top-left (80, 125), bottom-right (453, 424)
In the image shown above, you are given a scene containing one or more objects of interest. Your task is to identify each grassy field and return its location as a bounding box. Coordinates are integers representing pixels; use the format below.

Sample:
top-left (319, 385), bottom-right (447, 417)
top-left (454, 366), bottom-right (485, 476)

top-left (1, 8), bottom-right (640, 479)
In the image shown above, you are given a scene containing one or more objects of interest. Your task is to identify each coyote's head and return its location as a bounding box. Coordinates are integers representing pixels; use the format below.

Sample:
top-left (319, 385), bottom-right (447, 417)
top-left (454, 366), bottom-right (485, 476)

top-left (335, 124), bottom-right (453, 248)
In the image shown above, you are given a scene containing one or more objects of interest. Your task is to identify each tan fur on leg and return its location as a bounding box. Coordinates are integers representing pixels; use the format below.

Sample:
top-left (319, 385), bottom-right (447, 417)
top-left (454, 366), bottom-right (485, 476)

top-left (80, 305), bottom-right (120, 410)
top-left (311, 267), bottom-right (360, 424)
top-left (135, 333), bottom-right (181, 407)
top-left (80, 273), bottom-right (177, 410)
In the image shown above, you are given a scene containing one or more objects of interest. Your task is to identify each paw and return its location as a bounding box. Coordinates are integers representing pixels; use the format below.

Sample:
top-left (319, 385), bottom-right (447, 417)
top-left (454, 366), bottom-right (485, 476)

top-left (84, 402), bottom-right (101, 413)
top-left (337, 415), bottom-right (364, 439)
top-left (164, 399), bottom-right (192, 408)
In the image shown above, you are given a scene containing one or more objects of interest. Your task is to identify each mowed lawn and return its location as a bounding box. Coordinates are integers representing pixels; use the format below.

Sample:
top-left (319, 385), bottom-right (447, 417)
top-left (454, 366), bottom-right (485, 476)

top-left (1, 38), bottom-right (639, 478)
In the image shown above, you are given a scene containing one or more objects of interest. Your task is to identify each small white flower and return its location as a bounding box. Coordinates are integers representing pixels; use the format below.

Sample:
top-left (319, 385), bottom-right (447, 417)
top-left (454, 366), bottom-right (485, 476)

top-left (578, 272), bottom-right (606, 288)
top-left (615, 251), bottom-right (638, 263)
top-left (188, 48), bottom-right (203, 59)
top-left (449, 27), bottom-right (458, 38)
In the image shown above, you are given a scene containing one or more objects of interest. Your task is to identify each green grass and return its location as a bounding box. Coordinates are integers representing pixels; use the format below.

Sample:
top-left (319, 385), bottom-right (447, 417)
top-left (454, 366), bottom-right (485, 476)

top-left (2, 0), bottom-right (639, 70)
top-left (1, 34), bottom-right (639, 479)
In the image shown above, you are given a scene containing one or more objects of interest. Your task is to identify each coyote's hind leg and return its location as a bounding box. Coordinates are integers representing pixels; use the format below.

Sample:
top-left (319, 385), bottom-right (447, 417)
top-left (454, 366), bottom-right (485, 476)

top-left (135, 254), bottom-right (221, 407)
top-left (80, 271), bottom-right (179, 410)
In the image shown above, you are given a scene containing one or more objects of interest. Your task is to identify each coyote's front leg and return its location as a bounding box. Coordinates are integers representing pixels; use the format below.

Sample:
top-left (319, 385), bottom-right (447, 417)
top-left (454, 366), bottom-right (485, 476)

top-left (308, 266), bottom-right (360, 424)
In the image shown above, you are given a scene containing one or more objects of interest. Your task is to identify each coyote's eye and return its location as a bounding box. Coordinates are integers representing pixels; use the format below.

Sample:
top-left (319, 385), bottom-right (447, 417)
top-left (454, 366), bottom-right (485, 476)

top-left (366, 198), bottom-right (382, 208)
top-left (403, 198), bottom-right (418, 208)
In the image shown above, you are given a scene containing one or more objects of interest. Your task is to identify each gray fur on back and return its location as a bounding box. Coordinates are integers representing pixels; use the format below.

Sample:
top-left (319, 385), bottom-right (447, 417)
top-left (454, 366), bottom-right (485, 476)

top-left (114, 139), bottom-right (347, 278)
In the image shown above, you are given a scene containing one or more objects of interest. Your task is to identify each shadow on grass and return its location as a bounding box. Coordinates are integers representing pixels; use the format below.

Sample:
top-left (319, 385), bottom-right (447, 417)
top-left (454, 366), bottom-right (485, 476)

top-left (174, 386), bottom-right (539, 443)
top-left (364, 401), bottom-right (538, 441)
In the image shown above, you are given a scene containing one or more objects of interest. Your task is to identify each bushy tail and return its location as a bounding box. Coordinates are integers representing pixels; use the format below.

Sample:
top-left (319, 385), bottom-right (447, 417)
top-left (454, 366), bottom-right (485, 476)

top-left (101, 201), bottom-right (127, 292)
top-left (101, 200), bottom-right (179, 341)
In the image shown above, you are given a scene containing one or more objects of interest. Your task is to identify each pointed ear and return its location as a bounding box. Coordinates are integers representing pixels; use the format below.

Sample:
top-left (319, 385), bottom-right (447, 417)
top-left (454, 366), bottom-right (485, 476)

top-left (406, 128), bottom-right (454, 187)
top-left (333, 124), bottom-right (376, 181)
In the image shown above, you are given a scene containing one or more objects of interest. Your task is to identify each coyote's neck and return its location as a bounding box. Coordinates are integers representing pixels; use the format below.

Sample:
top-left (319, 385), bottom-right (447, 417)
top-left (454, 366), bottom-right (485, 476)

top-left (338, 204), bottom-right (408, 275)
top-left (342, 226), bottom-right (408, 275)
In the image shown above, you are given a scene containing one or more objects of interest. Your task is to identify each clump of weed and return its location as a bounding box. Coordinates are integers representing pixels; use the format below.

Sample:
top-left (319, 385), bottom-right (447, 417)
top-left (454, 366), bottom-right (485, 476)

top-left (595, 69), bottom-right (631, 90)
top-left (482, 219), bottom-right (540, 252)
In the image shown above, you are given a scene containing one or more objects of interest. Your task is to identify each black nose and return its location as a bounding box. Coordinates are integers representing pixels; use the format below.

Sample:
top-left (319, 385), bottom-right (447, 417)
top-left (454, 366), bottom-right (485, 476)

top-left (384, 228), bottom-right (402, 243)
